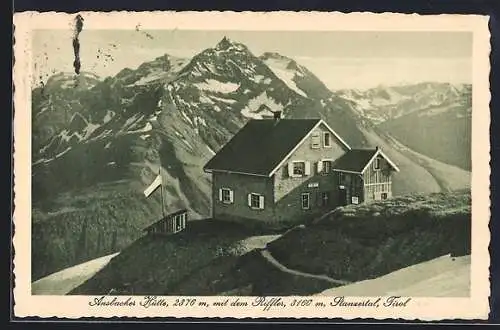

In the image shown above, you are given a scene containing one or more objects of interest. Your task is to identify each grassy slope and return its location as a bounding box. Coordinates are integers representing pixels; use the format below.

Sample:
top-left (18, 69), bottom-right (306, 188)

top-left (73, 190), bottom-right (470, 296)
top-left (171, 249), bottom-right (333, 296)
top-left (72, 228), bottom-right (333, 296)
top-left (70, 220), bottom-right (277, 295)
top-left (268, 190), bottom-right (471, 283)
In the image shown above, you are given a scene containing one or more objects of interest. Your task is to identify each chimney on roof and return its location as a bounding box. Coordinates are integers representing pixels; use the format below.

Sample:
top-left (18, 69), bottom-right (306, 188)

top-left (273, 111), bottom-right (282, 121)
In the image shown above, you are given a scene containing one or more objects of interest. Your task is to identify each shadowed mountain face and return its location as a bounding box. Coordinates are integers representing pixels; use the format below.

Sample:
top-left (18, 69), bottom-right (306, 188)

top-left (31, 37), bottom-right (471, 281)
top-left (335, 83), bottom-right (472, 170)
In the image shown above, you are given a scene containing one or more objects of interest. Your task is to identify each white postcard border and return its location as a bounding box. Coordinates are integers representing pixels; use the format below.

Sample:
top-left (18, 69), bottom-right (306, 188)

top-left (12, 11), bottom-right (491, 320)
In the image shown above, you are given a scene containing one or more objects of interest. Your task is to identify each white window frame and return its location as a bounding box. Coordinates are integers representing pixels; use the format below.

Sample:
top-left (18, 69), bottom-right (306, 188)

top-left (323, 132), bottom-right (332, 148)
top-left (301, 193), bottom-right (310, 210)
top-left (373, 157), bottom-right (381, 170)
top-left (289, 160), bottom-right (311, 178)
top-left (311, 132), bottom-right (321, 149)
top-left (319, 159), bottom-right (333, 175)
top-left (219, 187), bottom-right (234, 204)
top-left (248, 193), bottom-right (264, 210)
top-left (174, 214), bottom-right (186, 233)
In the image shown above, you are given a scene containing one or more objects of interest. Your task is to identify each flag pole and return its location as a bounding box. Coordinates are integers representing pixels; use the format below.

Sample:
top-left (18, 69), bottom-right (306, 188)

top-left (159, 167), bottom-right (166, 219)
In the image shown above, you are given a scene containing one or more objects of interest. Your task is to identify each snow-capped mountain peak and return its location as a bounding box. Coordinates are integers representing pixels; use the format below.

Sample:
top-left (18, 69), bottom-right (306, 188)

top-left (335, 82), bottom-right (472, 124)
top-left (214, 36), bottom-right (248, 52)
top-left (44, 71), bottom-right (102, 91)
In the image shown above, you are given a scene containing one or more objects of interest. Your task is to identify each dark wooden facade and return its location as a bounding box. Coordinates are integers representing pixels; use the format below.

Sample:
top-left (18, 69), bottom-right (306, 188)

top-left (362, 155), bottom-right (394, 202)
top-left (336, 171), bottom-right (365, 205)
top-left (144, 209), bottom-right (188, 235)
top-left (334, 153), bottom-right (396, 206)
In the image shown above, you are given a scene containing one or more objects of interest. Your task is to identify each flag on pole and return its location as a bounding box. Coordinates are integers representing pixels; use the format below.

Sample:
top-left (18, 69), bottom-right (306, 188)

top-left (144, 174), bottom-right (162, 197)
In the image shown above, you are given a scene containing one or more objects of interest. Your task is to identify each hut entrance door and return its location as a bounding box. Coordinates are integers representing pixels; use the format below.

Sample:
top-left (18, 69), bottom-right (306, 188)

top-left (338, 187), bottom-right (348, 206)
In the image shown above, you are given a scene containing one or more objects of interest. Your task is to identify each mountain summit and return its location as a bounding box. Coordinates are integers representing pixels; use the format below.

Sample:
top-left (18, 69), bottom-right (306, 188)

top-left (214, 36), bottom-right (248, 52)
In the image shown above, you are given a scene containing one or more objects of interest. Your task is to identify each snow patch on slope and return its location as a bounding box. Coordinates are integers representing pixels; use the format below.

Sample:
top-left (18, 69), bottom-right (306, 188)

top-left (317, 254), bottom-right (470, 297)
top-left (60, 129), bottom-right (83, 143)
top-left (210, 95), bottom-right (237, 104)
top-left (241, 92), bottom-right (284, 119)
top-left (195, 79), bottom-right (240, 93)
top-left (130, 71), bottom-right (168, 86)
top-left (180, 111), bottom-right (194, 125)
top-left (264, 58), bottom-right (307, 97)
top-left (199, 94), bottom-right (213, 105)
top-left (122, 114), bottom-right (142, 131)
top-left (128, 122), bottom-right (153, 134)
top-left (103, 111), bottom-right (115, 124)
top-left (206, 145), bottom-right (216, 155)
top-left (193, 116), bottom-right (207, 127)
top-left (32, 253), bottom-right (119, 295)
top-left (83, 123), bottom-right (100, 139)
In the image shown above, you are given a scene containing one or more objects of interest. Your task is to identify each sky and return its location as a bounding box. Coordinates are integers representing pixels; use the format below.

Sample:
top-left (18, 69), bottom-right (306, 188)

top-left (32, 30), bottom-right (472, 90)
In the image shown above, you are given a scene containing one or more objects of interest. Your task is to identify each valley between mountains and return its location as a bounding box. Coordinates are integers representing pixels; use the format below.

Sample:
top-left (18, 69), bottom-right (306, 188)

top-left (31, 37), bottom-right (472, 292)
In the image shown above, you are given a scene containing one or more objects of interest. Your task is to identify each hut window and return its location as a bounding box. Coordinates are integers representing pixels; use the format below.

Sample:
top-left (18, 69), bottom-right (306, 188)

top-left (311, 133), bottom-right (321, 149)
top-left (294, 162), bottom-right (305, 175)
top-left (323, 132), bottom-right (331, 147)
top-left (373, 158), bottom-right (381, 170)
top-left (322, 160), bottom-right (332, 174)
top-left (219, 188), bottom-right (234, 204)
top-left (289, 161), bottom-right (310, 177)
top-left (301, 193), bottom-right (310, 209)
top-left (248, 193), bottom-right (264, 209)
top-left (321, 191), bottom-right (330, 206)
top-left (338, 172), bottom-right (345, 185)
